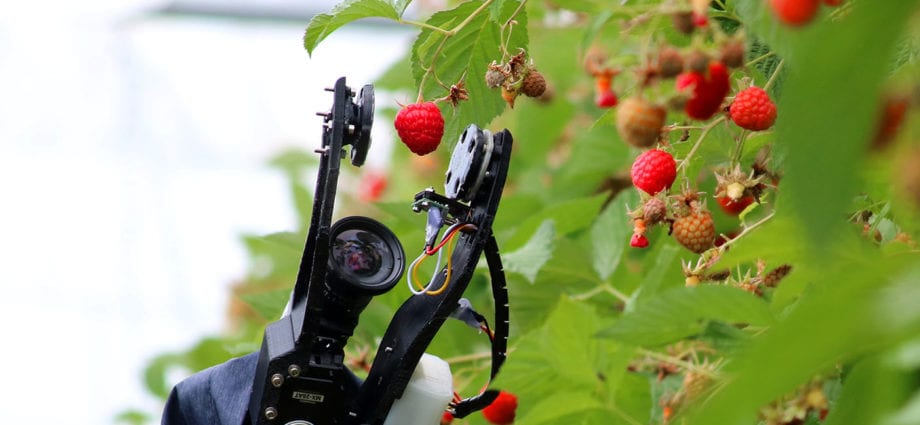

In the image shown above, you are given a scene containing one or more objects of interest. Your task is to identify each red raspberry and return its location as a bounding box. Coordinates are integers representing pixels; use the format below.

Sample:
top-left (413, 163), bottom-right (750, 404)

top-left (482, 391), bottom-right (518, 425)
top-left (631, 149), bottom-right (677, 195)
top-left (769, 0), bottom-right (820, 27)
top-left (630, 233), bottom-right (650, 248)
top-left (676, 61), bottom-right (730, 120)
top-left (357, 171), bottom-right (387, 202)
top-left (394, 102), bottom-right (444, 155)
top-left (616, 97), bottom-right (667, 148)
top-left (729, 87), bottom-right (777, 131)
top-left (717, 194), bottom-right (754, 216)
top-left (440, 411), bottom-right (454, 425)
top-left (595, 89), bottom-right (619, 108)
top-left (672, 211), bottom-right (716, 254)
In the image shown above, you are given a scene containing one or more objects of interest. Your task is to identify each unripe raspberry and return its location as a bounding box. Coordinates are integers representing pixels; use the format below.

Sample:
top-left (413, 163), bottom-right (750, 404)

top-left (729, 86), bottom-right (777, 131)
top-left (616, 97), bottom-right (667, 148)
top-left (521, 69), bottom-right (547, 97)
top-left (394, 102), bottom-right (444, 156)
top-left (631, 149), bottom-right (677, 195)
top-left (485, 68), bottom-right (506, 89)
top-left (686, 50), bottom-right (710, 74)
top-left (672, 11), bottom-right (695, 34)
top-left (720, 39), bottom-right (746, 69)
top-left (658, 47), bottom-right (685, 79)
top-left (642, 196), bottom-right (668, 225)
top-left (482, 391), bottom-right (518, 425)
top-left (672, 210), bottom-right (715, 253)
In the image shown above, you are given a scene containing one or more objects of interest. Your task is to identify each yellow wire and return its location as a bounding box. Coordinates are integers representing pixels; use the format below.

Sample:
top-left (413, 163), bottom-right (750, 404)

top-left (426, 231), bottom-right (459, 296)
top-left (411, 253), bottom-right (428, 291)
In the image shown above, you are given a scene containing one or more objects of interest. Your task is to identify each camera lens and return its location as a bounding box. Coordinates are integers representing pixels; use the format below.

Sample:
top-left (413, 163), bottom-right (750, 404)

top-left (328, 216), bottom-right (404, 295)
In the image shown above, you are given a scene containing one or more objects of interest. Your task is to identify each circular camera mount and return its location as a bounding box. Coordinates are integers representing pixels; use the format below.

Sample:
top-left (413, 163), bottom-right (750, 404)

top-left (348, 84), bottom-right (375, 167)
top-left (444, 124), bottom-right (494, 202)
top-left (328, 216), bottom-right (404, 296)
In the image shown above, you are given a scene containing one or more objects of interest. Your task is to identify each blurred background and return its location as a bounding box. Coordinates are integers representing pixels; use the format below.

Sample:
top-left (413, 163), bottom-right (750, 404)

top-left (0, 0), bottom-right (412, 423)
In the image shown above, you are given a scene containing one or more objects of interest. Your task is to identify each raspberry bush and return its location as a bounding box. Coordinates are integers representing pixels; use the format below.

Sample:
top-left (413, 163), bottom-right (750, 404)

top-left (134, 1), bottom-right (920, 425)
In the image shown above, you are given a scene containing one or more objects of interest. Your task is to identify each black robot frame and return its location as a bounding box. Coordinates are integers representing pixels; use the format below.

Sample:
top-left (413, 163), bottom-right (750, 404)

top-left (248, 77), bottom-right (513, 425)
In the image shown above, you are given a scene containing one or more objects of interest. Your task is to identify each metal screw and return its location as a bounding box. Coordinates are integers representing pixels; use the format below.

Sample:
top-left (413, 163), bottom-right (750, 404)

top-left (271, 374), bottom-right (284, 388)
top-left (288, 364), bottom-right (301, 377)
top-left (264, 407), bottom-right (278, 420)
top-left (347, 124), bottom-right (356, 134)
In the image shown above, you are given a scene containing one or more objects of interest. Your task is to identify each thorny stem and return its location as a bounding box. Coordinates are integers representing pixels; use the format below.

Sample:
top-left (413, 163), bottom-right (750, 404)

top-left (499, 0), bottom-right (528, 59)
top-left (637, 348), bottom-right (722, 377)
top-left (764, 58), bottom-right (785, 92)
top-left (414, 0), bottom-right (496, 103)
top-left (570, 283), bottom-right (631, 304)
top-left (399, 19), bottom-right (451, 34)
top-left (678, 116), bottom-right (727, 172)
top-left (718, 211), bottom-right (776, 252)
top-left (417, 35), bottom-right (452, 103)
top-left (732, 129), bottom-right (749, 165)
top-left (444, 350), bottom-right (498, 365)
top-left (745, 51), bottom-right (776, 68)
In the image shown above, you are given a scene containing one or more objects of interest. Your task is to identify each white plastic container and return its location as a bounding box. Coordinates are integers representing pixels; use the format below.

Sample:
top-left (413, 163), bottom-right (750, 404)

top-left (382, 354), bottom-right (453, 425)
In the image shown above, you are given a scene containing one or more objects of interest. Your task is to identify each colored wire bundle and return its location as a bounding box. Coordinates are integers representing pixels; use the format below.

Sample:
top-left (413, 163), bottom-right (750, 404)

top-left (406, 223), bottom-right (477, 296)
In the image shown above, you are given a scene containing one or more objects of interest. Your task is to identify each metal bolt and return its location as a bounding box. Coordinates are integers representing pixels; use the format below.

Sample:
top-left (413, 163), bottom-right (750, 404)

top-left (264, 407), bottom-right (278, 420)
top-left (288, 364), bottom-right (301, 377)
top-left (271, 373), bottom-right (284, 388)
top-left (347, 124), bottom-right (356, 134)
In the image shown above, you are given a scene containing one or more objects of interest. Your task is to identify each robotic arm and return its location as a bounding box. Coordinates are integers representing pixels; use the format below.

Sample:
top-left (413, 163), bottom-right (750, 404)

top-left (163, 77), bottom-right (513, 425)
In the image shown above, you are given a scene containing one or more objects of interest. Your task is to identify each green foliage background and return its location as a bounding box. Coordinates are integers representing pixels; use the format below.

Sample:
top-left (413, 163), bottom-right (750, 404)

top-left (130, 1), bottom-right (920, 424)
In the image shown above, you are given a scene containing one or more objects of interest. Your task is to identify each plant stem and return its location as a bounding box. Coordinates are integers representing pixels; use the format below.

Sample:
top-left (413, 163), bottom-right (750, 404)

top-left (745, 51), bottom-right (775, 68)
top-left (679, 116), bottom-right (726, 172)
top-left (447, 0), bottom-right (494, 36)
top-left (399, 19), bottom-right (451, 34)
top-left (764, 58), bottom-right (785, 92)
top-left (499, 0), bottom-right (528, 59)
top-left (570, 283), bottom-right (631, 304)
top-left (444, 350), bottom-right (496, 365)
top-left (414, 0), bottom-right (496, 102)
top-left (719, 211), bottom-right (776, 252)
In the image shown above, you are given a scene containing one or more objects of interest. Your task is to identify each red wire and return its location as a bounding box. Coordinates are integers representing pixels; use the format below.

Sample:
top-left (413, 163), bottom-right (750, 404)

top-left (425, 224), bottom-right (475, 255)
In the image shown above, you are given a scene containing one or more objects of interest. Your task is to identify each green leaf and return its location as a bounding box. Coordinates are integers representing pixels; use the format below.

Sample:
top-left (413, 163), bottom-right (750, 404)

top-left (590, 195), bottom-right (632, 281)
top-left (502, 220), bottom-right (556, 283)
top-left (773, 0), bottom-right (920, 254)
top-left (393, 0), bottom-right (412, 17)
top-left (517, 391), bottom-right (606, 424)
top-left (303, 0), bottom-right (399, 56)
top-left (887, 389), bottom-right (920, 425)
top-left (682, 259), bottom-right (920, 425)
top-left (409, 1), bottom-right (528, 146)
top-left (627, 243), bottom-right (680, 308)
top-left (494, 297), bottom-right (626, 417)
top-left (114, 409), bottom-right (151, 425)
top-left (504, 194), bottom-right (606, 249)
top-left (600, 285), bottom-right (774, 347)
top-left (239, 288), bottom-right (292, 320)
